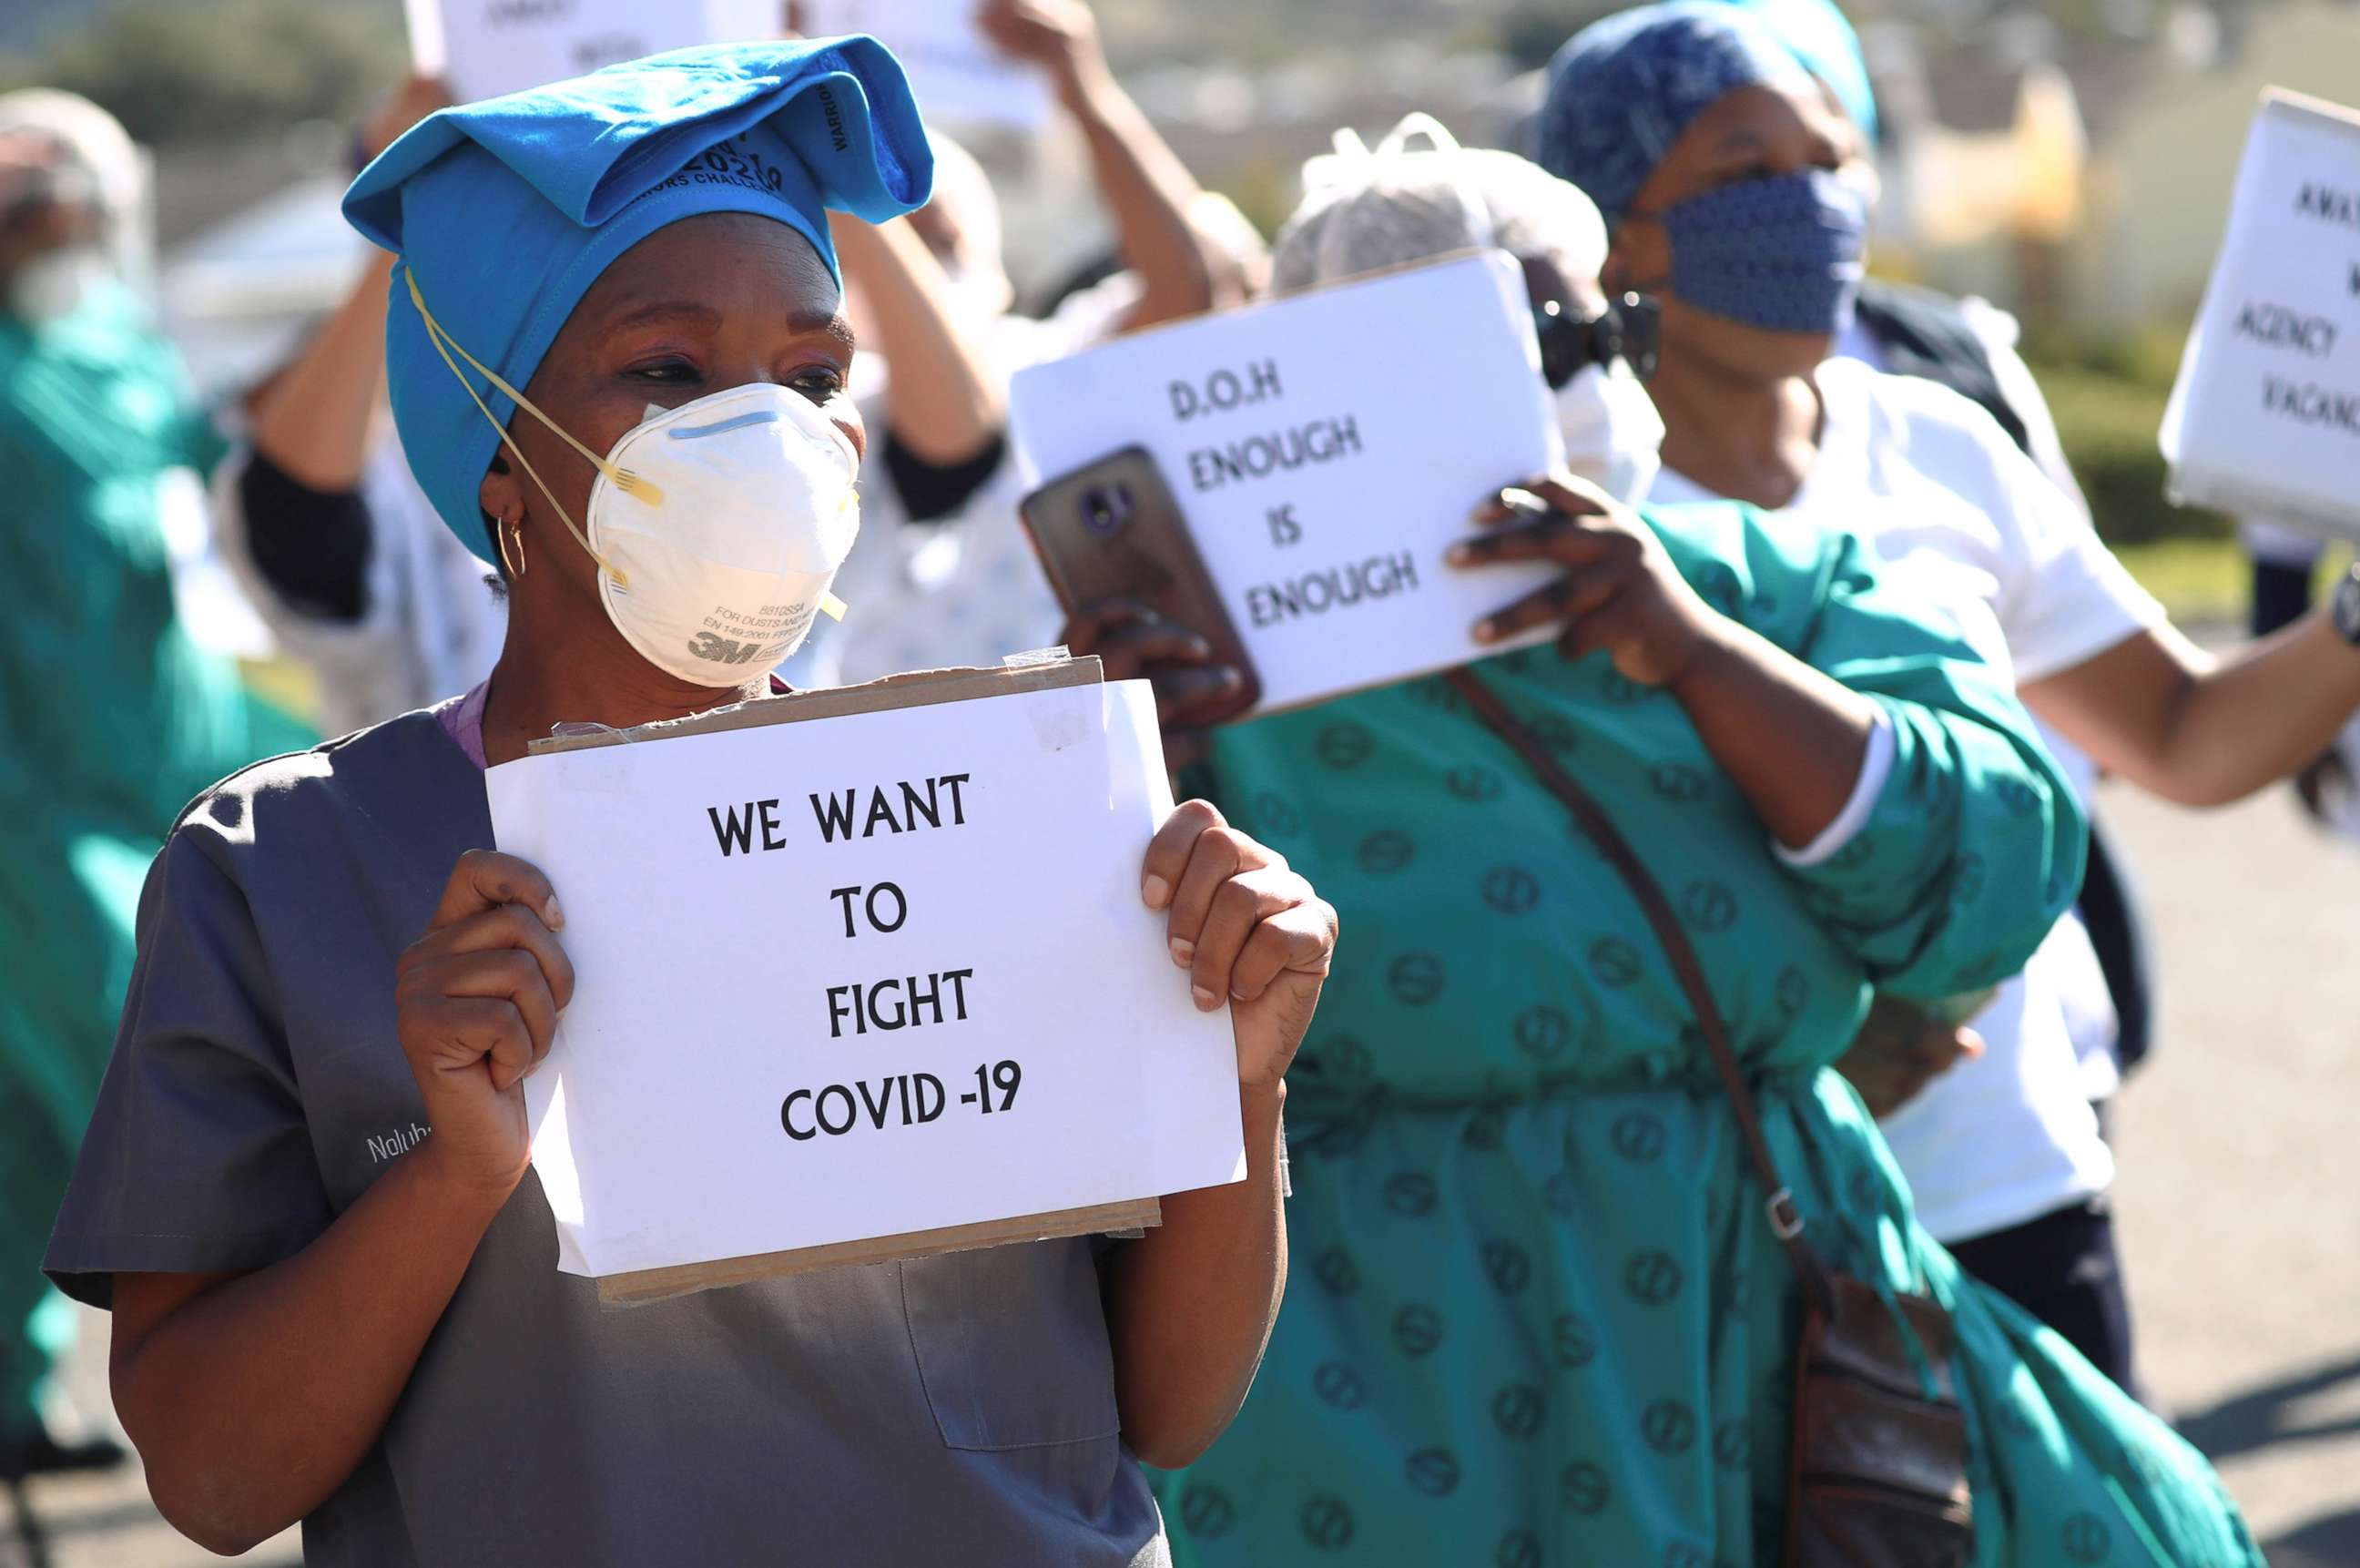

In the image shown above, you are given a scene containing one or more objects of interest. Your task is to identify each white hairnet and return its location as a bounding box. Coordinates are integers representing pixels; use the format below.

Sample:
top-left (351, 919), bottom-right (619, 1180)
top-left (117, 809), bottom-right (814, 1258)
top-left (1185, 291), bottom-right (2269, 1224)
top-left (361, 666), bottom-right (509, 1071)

top-left (1272, 114), bottom-right (1608, 295)
top-left (0, 89), bottom-right (144, 228)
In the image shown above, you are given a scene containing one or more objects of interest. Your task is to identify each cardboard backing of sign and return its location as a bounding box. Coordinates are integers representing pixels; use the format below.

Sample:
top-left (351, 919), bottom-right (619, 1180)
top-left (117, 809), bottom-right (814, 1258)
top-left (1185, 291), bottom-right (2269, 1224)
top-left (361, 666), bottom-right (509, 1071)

top-left (527, 655), bottom-right (1166, 1305)
top-left (2162, 87), bottom-right (2360, 540)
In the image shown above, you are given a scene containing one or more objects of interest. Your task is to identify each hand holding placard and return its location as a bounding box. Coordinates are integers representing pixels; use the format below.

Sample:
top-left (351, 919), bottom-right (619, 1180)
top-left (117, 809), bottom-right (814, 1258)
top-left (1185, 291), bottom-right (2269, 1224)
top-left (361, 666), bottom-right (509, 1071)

top-left (1139, 800), bottom-right (1337, 1087)
top-left (1450, 473), bottom-right (1729, 687)
top-left (2162, 88), bottom-right (2360, 538)
top-left (392, 850), bottom-right (573, 1204)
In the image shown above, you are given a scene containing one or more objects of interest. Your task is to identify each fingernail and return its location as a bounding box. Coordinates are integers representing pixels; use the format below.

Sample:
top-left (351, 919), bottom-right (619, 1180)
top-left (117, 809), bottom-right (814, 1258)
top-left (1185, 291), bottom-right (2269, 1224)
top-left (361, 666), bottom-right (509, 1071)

top-left (1143, 874), bottom-right (1171, 910)
top-left (1192, 984), bottom-right (1220, 1011)
top-left (1446, 543), bottom-right (1473, 565)
top-left (1216, 667), bottom-right (1244, 690)
top-left (1170, 937), bottom-right (1195, 968)
top-left (1473, 618), bottom-right (1499, 643)
top-left (544, 895), bottom-right (565, 931)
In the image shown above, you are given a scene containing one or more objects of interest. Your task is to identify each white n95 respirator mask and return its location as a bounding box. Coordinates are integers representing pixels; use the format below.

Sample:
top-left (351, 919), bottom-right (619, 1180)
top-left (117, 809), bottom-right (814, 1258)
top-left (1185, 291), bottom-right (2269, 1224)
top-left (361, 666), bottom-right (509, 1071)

top-left (1554, 361), bottom-right (1665, 508)
top-left (407, 270), bottom-right (860, 687)
top-left (586, 385), bottom-right (860, 684)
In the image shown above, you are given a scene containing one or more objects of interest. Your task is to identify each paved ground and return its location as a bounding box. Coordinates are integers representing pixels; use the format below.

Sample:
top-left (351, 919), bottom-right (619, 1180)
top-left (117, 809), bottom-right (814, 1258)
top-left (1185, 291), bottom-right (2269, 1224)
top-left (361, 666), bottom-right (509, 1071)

top-left (5, 764), bottom-right (2356, 1567)
top-left (2103, 777), bottom-right (2360, 1567)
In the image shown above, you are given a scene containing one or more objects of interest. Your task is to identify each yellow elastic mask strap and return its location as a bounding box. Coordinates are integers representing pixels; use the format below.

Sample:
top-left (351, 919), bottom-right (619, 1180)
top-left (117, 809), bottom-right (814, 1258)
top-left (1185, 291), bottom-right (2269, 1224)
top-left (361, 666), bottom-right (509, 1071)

top-left (402, 267), bottom-right (657, 588)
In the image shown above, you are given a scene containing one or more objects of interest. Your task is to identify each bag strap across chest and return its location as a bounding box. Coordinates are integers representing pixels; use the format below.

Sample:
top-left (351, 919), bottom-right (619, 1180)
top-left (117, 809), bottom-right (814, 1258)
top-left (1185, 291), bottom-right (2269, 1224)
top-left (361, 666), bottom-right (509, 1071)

top-left (1445, 667), bottom-right (1838, 1318)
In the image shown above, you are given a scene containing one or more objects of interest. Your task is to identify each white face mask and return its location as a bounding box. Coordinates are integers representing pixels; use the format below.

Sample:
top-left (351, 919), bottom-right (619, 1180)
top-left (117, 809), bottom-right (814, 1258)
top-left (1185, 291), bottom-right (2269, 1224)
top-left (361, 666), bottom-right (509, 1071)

top-left (588, 384), bottom-right (860, 685)
top-left (1552, 360), bottom-right (1665, 507)
top-left (8, 245), bottom-right (105, 324)
top-left (407, 271), bottom-right (860, 687)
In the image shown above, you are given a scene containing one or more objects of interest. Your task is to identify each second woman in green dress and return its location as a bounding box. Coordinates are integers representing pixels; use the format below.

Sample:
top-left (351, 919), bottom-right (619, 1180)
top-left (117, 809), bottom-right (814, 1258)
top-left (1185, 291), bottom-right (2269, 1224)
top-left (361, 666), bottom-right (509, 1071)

top-left (1067, 126), bottom-right (2260, 1566)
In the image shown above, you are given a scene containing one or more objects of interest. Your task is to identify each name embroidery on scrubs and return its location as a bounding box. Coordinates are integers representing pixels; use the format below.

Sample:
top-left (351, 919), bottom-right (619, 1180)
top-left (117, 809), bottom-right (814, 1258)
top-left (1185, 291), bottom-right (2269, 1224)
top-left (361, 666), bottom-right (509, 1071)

top-left (365, 1121), bottom-right (433, 1164)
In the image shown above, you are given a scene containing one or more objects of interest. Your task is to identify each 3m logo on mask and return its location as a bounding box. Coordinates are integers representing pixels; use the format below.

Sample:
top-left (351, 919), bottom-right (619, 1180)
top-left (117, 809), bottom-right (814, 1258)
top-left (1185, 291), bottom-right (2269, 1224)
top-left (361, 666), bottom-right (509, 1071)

top-left (687, 632), bottom-right (774, 667)
top-left (686, 599), bottom-right (818, 670)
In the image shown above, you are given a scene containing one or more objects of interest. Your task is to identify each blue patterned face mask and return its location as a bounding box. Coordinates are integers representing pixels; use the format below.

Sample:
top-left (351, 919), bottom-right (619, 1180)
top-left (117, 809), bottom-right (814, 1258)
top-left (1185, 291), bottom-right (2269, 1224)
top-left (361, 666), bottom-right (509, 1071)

top-left (1653, 168), bottom-right (1866, 335)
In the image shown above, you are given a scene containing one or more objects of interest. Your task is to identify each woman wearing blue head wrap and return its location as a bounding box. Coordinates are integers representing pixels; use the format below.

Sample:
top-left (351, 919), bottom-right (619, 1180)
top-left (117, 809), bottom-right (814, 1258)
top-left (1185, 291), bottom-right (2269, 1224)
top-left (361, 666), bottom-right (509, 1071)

top-left (40, 39), bottom-right (1336, 1564)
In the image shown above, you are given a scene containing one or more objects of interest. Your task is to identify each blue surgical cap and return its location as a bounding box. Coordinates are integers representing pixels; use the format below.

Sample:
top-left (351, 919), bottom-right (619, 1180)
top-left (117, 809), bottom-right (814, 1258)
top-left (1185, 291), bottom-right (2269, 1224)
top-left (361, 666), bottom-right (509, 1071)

top-left (1531, 2), bottom-right (1812, 229)
top-left (343, 38), bottom-right (932, 563)
top-left (1718, 0), bottom-right (1878, 146)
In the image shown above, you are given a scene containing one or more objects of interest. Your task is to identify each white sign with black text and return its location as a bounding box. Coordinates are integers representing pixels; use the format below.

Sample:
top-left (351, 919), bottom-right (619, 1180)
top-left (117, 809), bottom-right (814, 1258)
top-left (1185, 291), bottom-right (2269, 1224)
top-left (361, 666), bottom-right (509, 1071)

top-left (2162, 88), bottom-right (2360, 538)
top-left (1009, 251), bottom-right (1565, 715)
top-left (487, 676), bottom-right (1245, 1281)
top-left (405, 0), bottom-right (781, 106)
top-left (794, 0), bottom-right (1051, 129)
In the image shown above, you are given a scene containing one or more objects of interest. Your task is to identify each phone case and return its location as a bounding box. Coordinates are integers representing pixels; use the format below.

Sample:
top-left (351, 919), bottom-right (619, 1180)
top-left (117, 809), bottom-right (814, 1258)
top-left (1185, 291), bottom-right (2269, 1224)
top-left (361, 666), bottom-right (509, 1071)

top-left (1020, 445), bottom-right (1263, 721)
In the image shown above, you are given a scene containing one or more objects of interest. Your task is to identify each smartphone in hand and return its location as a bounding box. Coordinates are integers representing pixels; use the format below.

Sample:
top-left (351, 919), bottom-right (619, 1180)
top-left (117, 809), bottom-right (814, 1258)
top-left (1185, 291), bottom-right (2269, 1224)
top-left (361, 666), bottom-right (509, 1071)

top-left (1020, 445), bottom-right (1263, 723)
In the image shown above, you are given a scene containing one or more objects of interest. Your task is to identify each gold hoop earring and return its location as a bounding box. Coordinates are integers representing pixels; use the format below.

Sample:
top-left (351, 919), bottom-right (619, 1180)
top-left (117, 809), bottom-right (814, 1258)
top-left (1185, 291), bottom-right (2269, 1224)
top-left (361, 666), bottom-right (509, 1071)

top-left (499, 515), bottom-right (527, 580)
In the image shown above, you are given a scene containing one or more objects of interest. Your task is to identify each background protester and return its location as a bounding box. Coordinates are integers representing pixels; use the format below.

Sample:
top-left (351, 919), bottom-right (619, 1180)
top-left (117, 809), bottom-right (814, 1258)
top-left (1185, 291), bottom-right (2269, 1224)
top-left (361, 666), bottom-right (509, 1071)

top-left (0, 90), bottom-right (310, 1488)
top-left (790, 151), bottom-right (1037, 687)
top-left (1536, 0), bottom-right (2360, 1395)
top-left (209, 75), bottom-right (500, 739)
top-left (1738, 0), bottom-right (2163, 1115)
top-left (814, 0), bottom-right (1262, 685)
top-left (40, 43), bottom-right (1336, 1565)
top-left (974, 0), bottom-right (1256, 338)
top-left (1070, 131), bottom-right (2257, 1566)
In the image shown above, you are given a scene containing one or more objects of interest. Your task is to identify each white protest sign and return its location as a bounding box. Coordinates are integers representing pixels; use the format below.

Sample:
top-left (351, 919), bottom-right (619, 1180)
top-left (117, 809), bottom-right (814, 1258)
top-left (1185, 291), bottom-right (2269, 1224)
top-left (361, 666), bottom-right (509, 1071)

top-left (2162, 88), bottom-right (2360, 540)
top-left (796, 0), bottom-right (1050, 129)
top-left (1009, 251), bottom-right (1564, 715)
top-left (487, 673), bottom-right (1245, 1283)
top-left (406, 0), bottom-right (781, 106)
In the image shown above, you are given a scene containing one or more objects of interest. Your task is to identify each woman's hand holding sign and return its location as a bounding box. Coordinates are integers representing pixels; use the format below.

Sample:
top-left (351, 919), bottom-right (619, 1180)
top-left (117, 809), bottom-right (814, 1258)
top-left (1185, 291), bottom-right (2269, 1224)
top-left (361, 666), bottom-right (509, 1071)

top-left (1142, 800), bottom-right (1337, 1088)
top-left (1450, 471), bottom-right (1724, 687)
top-left (1111, 801), bottom-right (1333, 1471)
top-left (1061, 599), bottom-right (1246, 769)
top-left (394, 850), bottom-right (575, 1202)
top-left (1452, 470), bottom-right (1885, 853)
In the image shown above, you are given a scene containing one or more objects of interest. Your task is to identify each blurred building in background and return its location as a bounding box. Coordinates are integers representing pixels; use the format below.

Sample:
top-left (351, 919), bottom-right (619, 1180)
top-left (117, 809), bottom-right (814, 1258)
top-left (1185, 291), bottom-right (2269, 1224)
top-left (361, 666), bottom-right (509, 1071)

top-left (8, 0), bottom-right (2360, 409)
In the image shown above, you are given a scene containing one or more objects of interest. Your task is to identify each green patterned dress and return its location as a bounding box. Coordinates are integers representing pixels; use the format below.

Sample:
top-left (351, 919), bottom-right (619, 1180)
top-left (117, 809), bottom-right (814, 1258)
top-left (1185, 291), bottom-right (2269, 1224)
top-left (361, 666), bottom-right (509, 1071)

top-left (1161, 501), bottom-right (2259, 1566)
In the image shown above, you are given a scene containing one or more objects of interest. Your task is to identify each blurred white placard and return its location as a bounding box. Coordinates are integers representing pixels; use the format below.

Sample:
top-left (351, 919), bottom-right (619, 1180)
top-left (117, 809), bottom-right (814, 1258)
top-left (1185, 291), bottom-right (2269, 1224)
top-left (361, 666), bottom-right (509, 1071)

top-left (407, 0), bottom-right (782, 105)
top-left (795, 0), bottom-right (1049, 129)
top-left (1011, 251), bottom-right (1563, 714)
top-left (489, 671), bottom-right (1244, 1283)
top-left (2162, 88), bottom-right (2360, 540)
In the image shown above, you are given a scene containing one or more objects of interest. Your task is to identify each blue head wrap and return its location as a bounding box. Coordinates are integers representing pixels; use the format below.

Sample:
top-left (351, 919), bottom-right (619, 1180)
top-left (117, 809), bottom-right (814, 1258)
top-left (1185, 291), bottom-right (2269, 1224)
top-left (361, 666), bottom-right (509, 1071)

top-left (343, 38), bottom-right (932, 563)
top-left (1717, 0), bottom-right (1878, 146)
top-left (1531, 2), bottom-right (1813, 229)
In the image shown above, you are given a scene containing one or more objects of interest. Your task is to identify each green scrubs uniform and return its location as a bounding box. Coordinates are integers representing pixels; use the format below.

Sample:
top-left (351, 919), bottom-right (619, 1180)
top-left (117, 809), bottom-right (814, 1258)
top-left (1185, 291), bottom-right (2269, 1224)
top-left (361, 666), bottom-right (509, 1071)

top-left (1162, 501), bottom-right (2259, 1565)
top-left (0, 281), bottom-right (309, 1443)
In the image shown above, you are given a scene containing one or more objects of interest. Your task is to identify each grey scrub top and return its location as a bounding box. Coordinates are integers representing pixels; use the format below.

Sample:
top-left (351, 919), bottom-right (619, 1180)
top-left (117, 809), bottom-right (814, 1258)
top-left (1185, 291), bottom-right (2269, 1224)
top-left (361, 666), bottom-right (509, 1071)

top-left (45, 709), bottom-right (1166, 1568)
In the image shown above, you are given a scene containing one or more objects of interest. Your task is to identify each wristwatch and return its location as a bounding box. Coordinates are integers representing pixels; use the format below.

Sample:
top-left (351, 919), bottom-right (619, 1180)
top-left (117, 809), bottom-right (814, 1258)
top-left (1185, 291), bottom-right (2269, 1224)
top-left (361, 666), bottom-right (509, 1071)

top-left (2335, 565), bottom-right (2360, 647)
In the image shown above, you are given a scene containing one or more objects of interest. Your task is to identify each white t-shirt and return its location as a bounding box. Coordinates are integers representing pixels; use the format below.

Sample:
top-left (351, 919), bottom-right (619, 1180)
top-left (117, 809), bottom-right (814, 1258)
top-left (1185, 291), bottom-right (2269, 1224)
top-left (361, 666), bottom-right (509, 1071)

top-left (1650, 356), bottom-right (2166, 1240)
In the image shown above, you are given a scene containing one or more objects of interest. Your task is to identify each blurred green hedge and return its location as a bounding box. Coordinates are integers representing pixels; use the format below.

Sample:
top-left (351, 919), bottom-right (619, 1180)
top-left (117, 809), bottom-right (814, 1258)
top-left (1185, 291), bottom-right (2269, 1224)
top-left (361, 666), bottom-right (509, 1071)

top-left (2018, 325), bottom-right (2233, 545)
